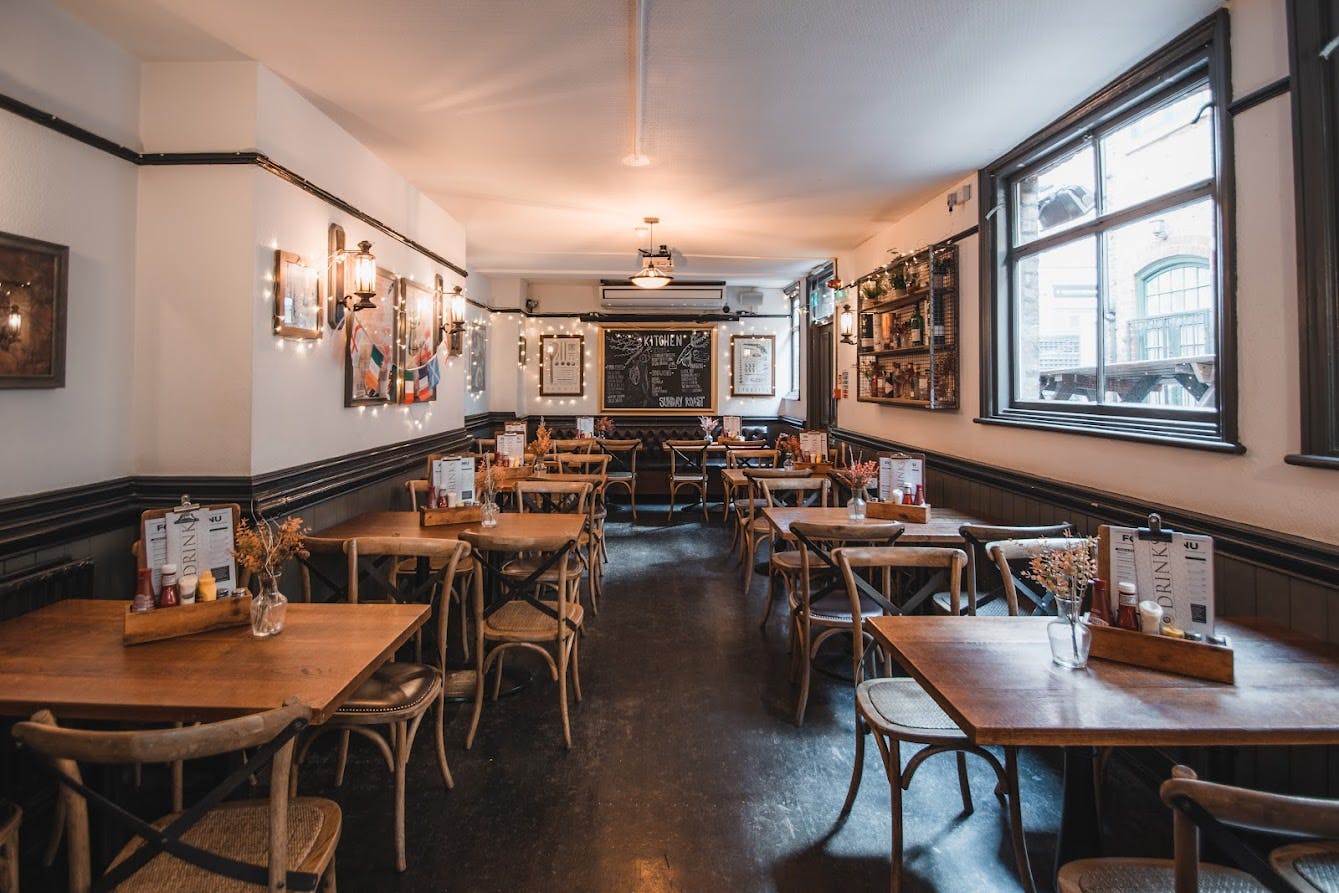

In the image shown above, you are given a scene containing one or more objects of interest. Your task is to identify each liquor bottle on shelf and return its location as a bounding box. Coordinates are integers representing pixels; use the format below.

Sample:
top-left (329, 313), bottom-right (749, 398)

top-left (931, 297), bottom-right (945, 345)
top-left (860, 312), bottom-right (875, 351)
top-left (917, 365), bottom-right (930, 401)
top-left (908, 302), bottom-right (924, 347)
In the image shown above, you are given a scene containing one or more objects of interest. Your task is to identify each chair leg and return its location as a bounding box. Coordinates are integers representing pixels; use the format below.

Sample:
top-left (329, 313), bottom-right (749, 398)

top-left (393, 720), bottom-right (409, 872)
top-left (434, 692), bottom-right (453, 789)
top-left (884, 737), bottom-right (905, 893)
top-left (667, 483), bottom-right (676, 521)
top-left (841, 716), bottom-right (867, 816)
top-left (795, 616), bottom-right (812, 726)
top-left (466, 651), bottom-right (486, 750)
top-left (700, 485), bottom-right (709, 523)
top-left (571, 632), bottom-right (583, 702)
top-left (321, 854), bottom-right (337, 892)
top-left (558, 641), bottom-right (572, 749)
top-left (630, 486), bottom-right (637, 520)
top-left (334, 729), bottom-right (351, 786)
top-left (457, 585), bottom-right (470, 661)
top-left (742, 533), bottom-right (757, 592)
top-left (1004, 746), bottom-right (1036, 893)
top-left (955, 751), bottom-right (974, 815)
top-left (492, 651), bottom-right (506, 701)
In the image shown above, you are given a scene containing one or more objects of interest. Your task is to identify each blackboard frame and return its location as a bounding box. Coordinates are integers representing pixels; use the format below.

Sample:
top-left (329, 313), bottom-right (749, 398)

top-left (598, 323), bottom-right (717, 414)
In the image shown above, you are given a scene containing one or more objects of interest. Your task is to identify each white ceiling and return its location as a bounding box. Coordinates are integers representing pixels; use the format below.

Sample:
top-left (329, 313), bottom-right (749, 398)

top-left (54, 0), bottom-right (1220, 287)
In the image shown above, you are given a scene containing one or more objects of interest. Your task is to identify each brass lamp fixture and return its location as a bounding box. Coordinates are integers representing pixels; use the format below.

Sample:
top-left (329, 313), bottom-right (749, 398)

top-left (347, 241), bottom-right (378, 310)
top-left (838, 303), bottom-right (855, 344)
top-left (442, 285), bottom-right (468, 355)
top-left (326, 224), bottom-right (378, 326)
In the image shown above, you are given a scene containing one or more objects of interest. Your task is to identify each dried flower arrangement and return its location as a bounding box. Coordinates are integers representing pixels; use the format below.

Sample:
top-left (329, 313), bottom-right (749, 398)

top-left (1022, 538), bottom-right (1098, 601)
top-left (529, 417), bottom-right (553, 459)
top-left (233, 515), bottom-right (309, 586)
top-left (594, 416), bottom-right (616, 436)
top-left (698, 416), bottom-right (719, 437)
top-left (480, 455), bottom-right (500, 505)
top-left (777, 434), bottom-right (805, 462)
top-left (845, 459), bottom-right (880, 490)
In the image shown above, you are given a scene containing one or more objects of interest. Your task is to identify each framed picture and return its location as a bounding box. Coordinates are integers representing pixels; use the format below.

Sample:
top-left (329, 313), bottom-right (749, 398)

top-left (599, 323), bottom-right (716, 414)
top-left (730, 334), bottom-right (775, 397)
top-left (398, 277), bottom-right (440, 404)
top-left (0, 230), bottom-right (68, 388)
top-left (273, 250), bottom-right (323, 339)
top-left (344, 267), bottom-right (399, 406)
top-left (469, 324), bottom-right (487, 393)
top-left (540, 334), bottom-right (584, 396)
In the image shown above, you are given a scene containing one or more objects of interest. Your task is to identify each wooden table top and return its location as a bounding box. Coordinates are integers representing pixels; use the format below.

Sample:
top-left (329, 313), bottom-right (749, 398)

top-left (866, 616), bottom-right (1339, 747)
top-left (720, 467), bottom-right (815, 486)
top-left (316, 510), bottom-right (584, 542)
top-left (762, 506), bottom-right (980, 546)
top-left (0, 599), bottom-right (429, 725)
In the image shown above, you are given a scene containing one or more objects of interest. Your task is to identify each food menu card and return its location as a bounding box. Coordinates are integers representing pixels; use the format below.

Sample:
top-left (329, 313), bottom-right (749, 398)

top-left (722, 416), bottom-right (742, 437)
top-left (877, 455), bottom-right (924, 502)
top-left (142, 507), bottom-right (237, 596)
top-left (576, 416), bottom-right (595, 437)
top-left (1105, 525), bottom-right (1215, 637)
top-left (496, 432), bottom-right (526, 462)
top-left (797, 431), bottom-right (828, 460)
top-left (431, 456), bottom-right (477, 505)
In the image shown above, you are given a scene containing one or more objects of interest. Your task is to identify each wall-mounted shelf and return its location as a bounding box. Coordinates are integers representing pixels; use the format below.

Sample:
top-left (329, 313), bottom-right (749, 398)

top-left (854, 242), bottom-right (959, 410)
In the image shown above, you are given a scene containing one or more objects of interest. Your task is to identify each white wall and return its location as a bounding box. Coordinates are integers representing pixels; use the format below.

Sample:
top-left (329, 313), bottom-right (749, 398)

top-left (834, 0), bottom-right (1339, 545)
top-left (0, 0), bottom-right (139, 498)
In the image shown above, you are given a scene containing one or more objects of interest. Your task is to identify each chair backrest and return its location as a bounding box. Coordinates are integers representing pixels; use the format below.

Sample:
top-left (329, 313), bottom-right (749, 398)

top-left (13, 700), bottom-right (314, 893)
top-left (790, 519), bottom-right (904, 612)
top-left (405, 479), bottom-right (431, 511)
top-left (554, 452), bottom-right (610, 479)
top-left (596, 438), bottom-right (641, 472)
top-left (297, 535), bottom-right (349, 603)
top-left (665, 441), bottom-right (708, 480)
top-left (726, 448), bottom-right (779, 468)
top-left (344, 537), bottom-right (469, 668)
top-left (460, 528), bottom-right (578, 637)
top-left (957, 523), bottom-right (1073, 614)
top-left (986, 535), bottom-right (1090, 616)
top-left (724, 439), bottom-right (767, 449)
top-left (473, 438), bottom-right (496, 455)
top-left (551, 438), bottom-right (595, 454)
top-left (514, 480), bottom-right (591, 516)
top-left (834, 545), bottom-right (968, 682)
top-left (760, 477), bottom-right (831, 508)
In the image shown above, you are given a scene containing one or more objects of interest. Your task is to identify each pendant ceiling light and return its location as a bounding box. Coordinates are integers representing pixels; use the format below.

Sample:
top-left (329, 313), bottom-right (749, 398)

top-left (630, 216), bottom-right (674, 289)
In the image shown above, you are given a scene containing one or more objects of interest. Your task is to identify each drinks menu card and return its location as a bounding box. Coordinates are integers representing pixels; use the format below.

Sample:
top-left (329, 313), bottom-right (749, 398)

top-left (431, 456), bottom-right (477, 506)
top-left (1105, 525), bottom-right (1215, 637)
top-left (797, 431), bottom-right (827, 460)
top-left (143, 507), bottom-right (237, 596)
top-left (722, 416), bottom-right (742, 437)
top-left (576, 416), bottom-right (595, 436)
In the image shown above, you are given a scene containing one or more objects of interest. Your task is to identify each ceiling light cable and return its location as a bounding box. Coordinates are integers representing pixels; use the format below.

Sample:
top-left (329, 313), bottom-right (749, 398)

top-left (622, 0), bottom-right (650, 167)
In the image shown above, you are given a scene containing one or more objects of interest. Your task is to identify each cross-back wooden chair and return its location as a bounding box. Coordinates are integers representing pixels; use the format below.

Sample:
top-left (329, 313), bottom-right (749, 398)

top-left (834, 545), bottom-right (1034, 893)
top-left (783, 520), bottom-right (904, 725)
top-left (665, 440), bottom-right (710, 522)
top-left (731, 468), bottom-right (798, 562)
top-left (1059, 764), bottom-right (1339, 892)
top-left (295, 537), bottom-right (468, 873)
top-left (987, 535), bottom-right (1092, 616)
top-left (740, 476), bottom-right (831, 593)
top-left (597, 438), bottom-right (642, 519)
top-left (929, 523), bottom-right (1074, 616)
top-left (461, 527), bottom-right (584, 748)
top-left (14, 700), bottom-right (339, 893)
top-left (554, 453), bottom-right (611, 563)
top-left (722, 448), bottom-right (780, 523)
top-left (515, 479), bottom-right (599, 612)
top-left (551, 437), bottom-right (595, 454)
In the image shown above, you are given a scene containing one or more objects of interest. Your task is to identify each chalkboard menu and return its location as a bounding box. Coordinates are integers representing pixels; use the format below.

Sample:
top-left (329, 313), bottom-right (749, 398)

top-left (599, 324), bottom-right (717, 413)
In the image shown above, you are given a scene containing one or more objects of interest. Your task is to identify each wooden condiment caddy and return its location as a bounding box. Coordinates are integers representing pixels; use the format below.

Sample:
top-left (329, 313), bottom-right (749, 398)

top-left (866, 501), bottom-right (932, 523)
top-left (123, 595), bottom-right (252, 645)
top-left (1087, 623), bottom-right (1234, 683)
top-left (795, 460), bottom-right (834, 473)
top-left (419, 504), bottom-right (485, 527)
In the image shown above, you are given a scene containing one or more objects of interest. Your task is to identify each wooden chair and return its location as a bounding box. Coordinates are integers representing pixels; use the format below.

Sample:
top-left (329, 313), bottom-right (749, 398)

top-left (551, 437), bottom-right (596, 454)
top-left (722, 449), bottom-right (780, 522)
top-left (929, 523), bottom-right (1074, 616)
top-left (13, 700), bottom-right (339, 893)
top-left (515, 480), bottom-right (597, 612)
top-left (665, 440), bottom-right (710, 522)
top-left (784, 520), bottom-right (904, 725)
top-left (296, 537), bottom-right (469, 873)
top-left (987, 535), bottom-right (1092, 616)
top-left (473, 437), bottom-right (496, 456)
top-left (731, 468), bottom-right (797, 561)
top-left (743, 476), bottom-right (830, 596)
top-left (0, 801), bottom-right (17, 893)
top-left (403, 480), bottom-right (478, 651)
top-left (550, 454), bottom-right (612, 565)
top-left (835, 545), bottom-right (1034, 893)
top-left (598, 438), bottom-right (642, 519)
top-left (461, 527), bottom-right (584, 748)
top-left (1059, 764), bottom-right (1338, 892)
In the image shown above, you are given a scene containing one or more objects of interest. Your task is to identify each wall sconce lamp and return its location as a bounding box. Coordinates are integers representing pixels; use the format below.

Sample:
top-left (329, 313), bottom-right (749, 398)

top-left (0, 281), bottom-right (27, 351)
top-left (346, 241), bottom-right (378, 310)
top-left (839, 303), bottom-right (855, 344)
top-left (442, 285), bottom-right (467, 355)
top-left (326, 224), bottom-right (377, 328)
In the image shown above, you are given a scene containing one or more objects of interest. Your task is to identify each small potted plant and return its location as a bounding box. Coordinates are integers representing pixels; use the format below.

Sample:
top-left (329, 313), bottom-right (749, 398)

top-left (232, 515), bottom-right (308, 637)
top-left (698, 416), bottom-right (719, 443)
top-left (1023, 538), bottom-right (1099, 669)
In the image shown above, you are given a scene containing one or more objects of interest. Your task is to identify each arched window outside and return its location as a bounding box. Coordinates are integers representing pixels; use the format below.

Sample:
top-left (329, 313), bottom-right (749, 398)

top-left (1136, 257), bottom-right (1212, 360)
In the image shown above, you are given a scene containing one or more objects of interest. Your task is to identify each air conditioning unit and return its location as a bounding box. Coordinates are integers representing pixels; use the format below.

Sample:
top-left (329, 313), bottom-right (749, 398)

top-left (599, 283), bottom-right (726, 312)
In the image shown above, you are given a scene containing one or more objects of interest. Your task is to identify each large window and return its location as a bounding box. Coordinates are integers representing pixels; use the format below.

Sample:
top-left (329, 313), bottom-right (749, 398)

top-left (786, 283), bottom-right (801, 397)
top-left (1287, 0), bottom-right (1339, 468)
top-left (980, 13), bottom-right (1237, 449)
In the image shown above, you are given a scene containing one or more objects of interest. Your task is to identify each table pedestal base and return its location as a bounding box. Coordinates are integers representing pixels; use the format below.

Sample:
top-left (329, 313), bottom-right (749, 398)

top-left (1056, 745), bottom-right (1102, 882)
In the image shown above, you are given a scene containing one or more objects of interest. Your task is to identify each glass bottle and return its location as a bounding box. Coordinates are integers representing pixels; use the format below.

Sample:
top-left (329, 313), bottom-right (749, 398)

top-left (132, 567), bottom-right (155, 613)
top-left (1115, 581), bottom-right (1140, 630)
top-left (250, 575), bottom-right (287, 637)
top-left (1048, 591), bottom-right (1092, 669)
top-left (1088, 578), bottom-right (1111, 626)
top-left (847, 484), bottom-right (867, 521)
top-left (908, 304), bottom-right (923, 346)
top-left (158, 563), bottom-right (180, 608)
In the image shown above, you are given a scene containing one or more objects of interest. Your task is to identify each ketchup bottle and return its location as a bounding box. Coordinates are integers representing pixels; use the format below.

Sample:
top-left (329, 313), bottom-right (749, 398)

top-left (159, 563), bottom-right (181, 608)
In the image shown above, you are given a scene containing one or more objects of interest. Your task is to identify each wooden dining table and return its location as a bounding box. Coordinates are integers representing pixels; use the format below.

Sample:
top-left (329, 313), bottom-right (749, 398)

top-left (865, 614), bottom-right (1339, 884)
top-left (315, 509), bottom-right (584, 545)
top-left (0, 599), bottom-right (429, 724)
top-left (762, 505), bottom-right (980, 546)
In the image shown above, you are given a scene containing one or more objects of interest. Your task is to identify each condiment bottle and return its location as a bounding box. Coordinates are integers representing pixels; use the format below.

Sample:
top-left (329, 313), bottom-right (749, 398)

top-left (132, 567), bottom-right (155, 613)
top-left (159, 563), bottom-right (180, 608)
top-left (1115, 581), bottom-right (1139, 630)
top-left (1088, 579), bottom-right (1111, 626)
top-left (197, 570), bottom-right (217, 602)
top-left (179, 574), bottom-right (198, 606)
top-left (913, 483), bottom-right (925, 506)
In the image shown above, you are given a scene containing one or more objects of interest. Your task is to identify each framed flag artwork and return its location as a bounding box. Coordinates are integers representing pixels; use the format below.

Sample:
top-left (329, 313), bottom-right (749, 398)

top-left (398, 277), bottom-right (440, 404)
top-left (344, 267), bottom-right (399, 407)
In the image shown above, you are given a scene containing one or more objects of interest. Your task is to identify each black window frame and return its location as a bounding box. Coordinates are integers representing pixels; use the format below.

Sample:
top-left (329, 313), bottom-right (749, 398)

top-left (978, 11), bottom-right (1240, 452)
top-left (1286, 0), bottom-right (1339, 469)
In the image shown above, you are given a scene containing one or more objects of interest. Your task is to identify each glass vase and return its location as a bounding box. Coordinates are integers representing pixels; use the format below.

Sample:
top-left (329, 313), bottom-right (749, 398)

top-left (847, 485), bottom-right (868, 521)
top-left (250, 577), bottom-right (287, 638)
top-left (1048, 594), bottom-right (1090, 669)
top-left (481, 500), bottom-right (499, 528)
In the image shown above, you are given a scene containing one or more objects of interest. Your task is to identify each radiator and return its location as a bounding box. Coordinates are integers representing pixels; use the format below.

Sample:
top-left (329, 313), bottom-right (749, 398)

top-left (0, 557), bottom-right (93, 621)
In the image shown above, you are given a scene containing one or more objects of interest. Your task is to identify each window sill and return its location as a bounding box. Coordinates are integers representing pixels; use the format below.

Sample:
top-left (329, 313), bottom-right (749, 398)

top-left (974, 411), bottom-right (1243, 454)
top-left (782, 392), bottom-right (800, 402)
top-left (1285, 453), bottom-right (1339, 470)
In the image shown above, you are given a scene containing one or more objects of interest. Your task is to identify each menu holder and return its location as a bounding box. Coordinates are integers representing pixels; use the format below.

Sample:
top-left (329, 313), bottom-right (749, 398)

top-left (139, 499), bottom-right (243, 599)
top-left (866, 501), bottom-right (932, 523)
top-left (794, 460), bottom-right (834, 473)
top-left (419, 504), bottom-right (485, 527)
top-left (1087, 624), bottom-right (1234, 684)
top-left (123, 594), bottom-right (253, 646)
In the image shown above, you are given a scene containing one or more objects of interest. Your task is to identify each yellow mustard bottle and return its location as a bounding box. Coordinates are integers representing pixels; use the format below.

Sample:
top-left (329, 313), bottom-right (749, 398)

top-left (197, 570), bottom-right (217, 602)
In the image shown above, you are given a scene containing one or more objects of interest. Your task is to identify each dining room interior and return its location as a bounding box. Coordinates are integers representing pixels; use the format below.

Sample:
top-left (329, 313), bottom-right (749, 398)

top-left (2, 0), bottom-right (1339, 891)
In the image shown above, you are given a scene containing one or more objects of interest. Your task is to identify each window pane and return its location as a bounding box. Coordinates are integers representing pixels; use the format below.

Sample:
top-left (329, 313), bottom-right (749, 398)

top-left (1101, 198), bottom-right (1216, 409)
top-left (1014, 237), bottom-right (1098, 403)
top-left (1101, 84), bottom-right (1213, 213)
top-left (1014, 145), bottom-right (1095, 246)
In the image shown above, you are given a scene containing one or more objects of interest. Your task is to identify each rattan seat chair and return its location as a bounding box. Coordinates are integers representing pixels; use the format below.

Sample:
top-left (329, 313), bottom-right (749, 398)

top-left (722, 448), bottom-right (780, 522)
top-left (551, 437), bottom-right (596, 454)
top-left (295, 537), bottom-right (469, 873)
top-left (462, 527), bottom-right (584, 748)
top-left (747, 476), bottom-right (830, 602)
top-left (730, 468), bottom-right (796, 561)
top-left (835, 545), bottom-right (1034, 893)
top-left (928, 523), bottom-right (1075, 616)
top-left (14, 700), bottom-right (339, 893)
top-left (513, 480), bottom-right (596, 610)
top-left (665, 440), bottom-right (710, 522)
top-left (1058, 764), bottom-right (1339, 892)
top-left (783, 520), bottom-right (904, 725)
top-left (597, 438), bottom-right (642, 519)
